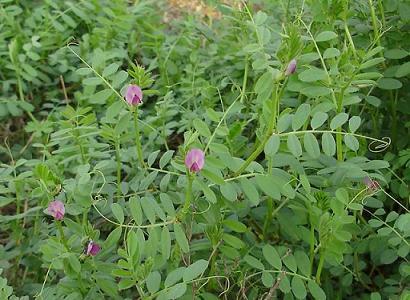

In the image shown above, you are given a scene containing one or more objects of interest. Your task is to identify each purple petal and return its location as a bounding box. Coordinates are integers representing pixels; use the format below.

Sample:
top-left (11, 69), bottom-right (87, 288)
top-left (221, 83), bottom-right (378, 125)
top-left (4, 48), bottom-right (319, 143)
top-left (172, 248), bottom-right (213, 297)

top-left (86, 241), bottom-right (101, 256)
top-left (185, 148), bottom-right (205, 173)
top-left (125, 85), bottom-right (143, 105)
top-left (47, 200), bottom-right (65, 220)
top-left (285, 59), bottom-right (297, 76)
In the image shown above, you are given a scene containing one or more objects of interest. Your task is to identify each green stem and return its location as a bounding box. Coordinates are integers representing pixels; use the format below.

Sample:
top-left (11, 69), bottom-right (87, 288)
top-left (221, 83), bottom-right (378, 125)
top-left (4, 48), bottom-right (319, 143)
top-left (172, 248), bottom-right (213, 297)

top-left (56, 221), bottom-right (69, 250)
top-left (233, 80), bottom-right (287, 177)
top-left (114, 141), bottom-right (122, 196)
top-left (316, 252), bottom-right (325, 283)
top-left (263, 198), bottom-right (273, 240)
top-left (309, 215), bottom-right (315, 276)
top-left (180, 173), bottom-right (193, 219)
top-left (133, 108), bottom-right (146, 169)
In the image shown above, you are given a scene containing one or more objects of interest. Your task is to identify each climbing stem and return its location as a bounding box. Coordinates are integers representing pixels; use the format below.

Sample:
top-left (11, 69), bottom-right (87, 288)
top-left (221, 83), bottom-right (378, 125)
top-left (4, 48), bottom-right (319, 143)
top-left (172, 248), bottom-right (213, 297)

top-left (233, 79), bottom-right (287, 177)
top-left (180, 173), bottom-right (193, 218)
top-left (114, 141), bottom-right (122, 196)
top-left (56, 221), bottom-right (69, 250)
top-left (316, 252), bottom-right (325, 283)
top-left (133, 107), bottom-right (146, 169)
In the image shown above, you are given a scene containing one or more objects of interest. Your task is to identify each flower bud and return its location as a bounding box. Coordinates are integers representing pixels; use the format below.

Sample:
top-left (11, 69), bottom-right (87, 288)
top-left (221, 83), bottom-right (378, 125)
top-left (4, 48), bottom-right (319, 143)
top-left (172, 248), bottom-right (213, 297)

top-left (125, 84), bottom-right (143, 105)
top-left (285, 59), bottom-right (297, 76)
top-left (185, 149), bottom-right (205, 173)
top-left (47, 200), bottom-right (65, 221)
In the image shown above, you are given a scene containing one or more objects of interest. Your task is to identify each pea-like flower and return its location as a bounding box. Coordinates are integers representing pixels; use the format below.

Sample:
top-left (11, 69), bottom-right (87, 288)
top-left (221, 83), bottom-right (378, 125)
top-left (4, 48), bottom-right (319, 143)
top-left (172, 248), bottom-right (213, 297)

top-left (364, 177), bottom-right (380, 193)
top-left (125, 84), bottom-right (143, 105)
top-left (185, 148), bottom-right (205, 173)
top-left (285, 59), bottom-right (297, 76)
top-left (47, 200), bottom-right (65, 221)
top-left (86, 241), bottom-right (101, 256)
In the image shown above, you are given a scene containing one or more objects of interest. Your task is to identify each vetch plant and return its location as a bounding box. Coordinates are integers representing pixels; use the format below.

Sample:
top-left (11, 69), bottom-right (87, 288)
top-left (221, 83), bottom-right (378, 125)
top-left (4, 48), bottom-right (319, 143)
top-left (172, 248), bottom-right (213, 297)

top-left (47, 200), bottom-right (65, 221)
top-left (0, 1), bottom-right (409, 299)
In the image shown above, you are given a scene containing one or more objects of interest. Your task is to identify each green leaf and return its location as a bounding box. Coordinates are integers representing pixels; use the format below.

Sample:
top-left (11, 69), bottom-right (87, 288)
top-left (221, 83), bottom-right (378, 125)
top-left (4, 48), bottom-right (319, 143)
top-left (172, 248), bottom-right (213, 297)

top-left (159, 150), bottom-right (174, 169)
top-left (277, 113), bottom-right (292, 132)
top-left (262, 245), bottom-right (282, 270)
top-left (111, 203), bottom-right (124, 224)
top-left (255, 175), bottom-right (281, 200)
top-left (396, 62), bottom-right (410, 77)
top-left (127, 230), bottom-right (138, 258)
top-left (291, 277), bottom-right (307, 299)
top-left (111, 70), bottom-right (128, 88)
top-left (315, 31), bottom-right (337, 42)
top-left (102, 63), bottom-right (119, 77)
top-left (201, 169), bottom-right (225, 185)
top-left (164, 267), bottom-right (186, 287)
top-left (183, 259), bottom-right (209, 282)
top-left (196, 178), bottom-right (217, 203)
top-left (129, 197), bottom-right (143, 225)
top-left (308, 280), bottom-right (326, 300)
top-left (336, 188), bottom-right (349, 204)
top-left (311, 112), bottom-right (328, 129)
top-left (140, 197), bottom-right (156, 224)
top-left (344, 134), bottom-right (359, 151)
top-left (264, 134), bottom-right (281, 157)
top-left (330, 113), bottom-right (349, 130)
top-left (83, 77), bottom-right (103, 86)
top-left (164, 282), bottom-right (187, 299)
top-left (220, 183), bottom-right (237, 202)
top-left (76, 68), bottom-right (92, 75)
top-left (300, 86), bottom-right (332, 98)
top-left (148, 150), bottom-right (160, 167)
top-left (303, 133), bottom-right (320, 158)
top-left (323, 47), bottom-right (340, 59)
top-left (385, 49), bottom-right (408, 59)
top-left (174, 224), bottom-right (189, 253)
top-left (223, 233), bottom-right (245, 249)
top-left (292, 104), bottom-right (311, 130)
top-left (104, 227), bottom-right (122, 249)
top-left (239, 178), bottom-right (260, 206)
top-left (193, 119), bottom-right (211, 138)
top-left (244, 255), bottom-right (265, 270)
top-left (283, 255), bottom-right (297, 272)
top-left (67, 254), bottom-right (81, 273)
top-left (360, 57), bottom-right (385, 70)
top-left (377, 78), bottom-right (402, 90)
top-left (223, 219), bottom-right (247, 233)
top-left (146, 271), bottom-right (161, 294)
top-left (279, 276), bottom-right (291, 293)
top-left (348, 116), bottom-right (361, 133)
top-left (287, 134), bottom-right (302, 157)
top-left (262, 271), bottom-right (274, 287)
top-left (161, 226), bottom-right (171, 259)
top-left (294, 251), bottom-right (310, 277)
top-left (321, 132), bottom-right (336, 156)
top-left (255, 71), bottom-right (274, 95)
top-left (298, 68), bottom-right (327, 82)
top-left (300, 174), bottom-right (311, 194)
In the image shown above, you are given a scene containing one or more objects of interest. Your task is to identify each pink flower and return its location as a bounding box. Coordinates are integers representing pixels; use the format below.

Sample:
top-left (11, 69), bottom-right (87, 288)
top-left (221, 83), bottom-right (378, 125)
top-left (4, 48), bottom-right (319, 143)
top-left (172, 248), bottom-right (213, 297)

top-left (285, 59), bottom-right (297, 76)
top-left (185, 148), bottom-right (205, 173)
top-left (125, 84), bottom-right (143, 105)
top-left (364, 177), bottom-right (380, 193)
top-left (47, 200), bottom-right (65, 221)
top-left (86, 241), bottom-right (101, 256)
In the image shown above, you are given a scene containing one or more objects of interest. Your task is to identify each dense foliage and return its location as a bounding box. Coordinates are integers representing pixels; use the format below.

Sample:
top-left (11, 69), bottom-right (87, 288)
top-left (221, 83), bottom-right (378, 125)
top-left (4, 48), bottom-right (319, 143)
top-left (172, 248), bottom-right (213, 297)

top-left (0, 0), bottom-right (409, 299)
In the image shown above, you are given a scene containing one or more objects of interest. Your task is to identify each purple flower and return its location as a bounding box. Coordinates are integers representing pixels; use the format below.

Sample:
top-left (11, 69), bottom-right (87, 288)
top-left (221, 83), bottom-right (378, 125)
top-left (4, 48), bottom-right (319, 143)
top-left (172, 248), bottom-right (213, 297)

top-left (47, 200), bottom-right (65, 221)
top-left (364, 177), bottom-right (380, 193)
top-left (125, 84), bottom-right (143, 105)
top-left (185, 148), bottom-right (205, 173)
top-left (285, 59), bottom-right (297, 76)
top-left (86, 241), bottom-right (101, 256)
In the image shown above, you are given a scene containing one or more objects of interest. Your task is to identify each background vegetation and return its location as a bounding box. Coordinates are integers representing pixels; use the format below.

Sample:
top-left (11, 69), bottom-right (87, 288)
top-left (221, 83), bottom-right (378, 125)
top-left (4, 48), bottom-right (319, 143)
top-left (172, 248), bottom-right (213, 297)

top-left (0, 0), bottom-right (409, 299)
